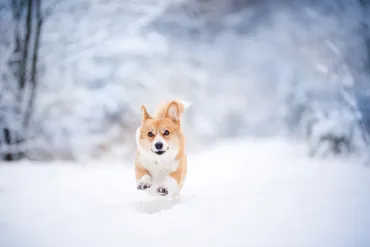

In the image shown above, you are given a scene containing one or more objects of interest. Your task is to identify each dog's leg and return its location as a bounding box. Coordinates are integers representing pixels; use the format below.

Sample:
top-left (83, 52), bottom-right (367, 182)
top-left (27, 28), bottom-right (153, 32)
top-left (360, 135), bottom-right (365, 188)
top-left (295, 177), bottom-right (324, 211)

top-left (156, 176), bottom-right (177, 196)
top-left (135, 165), bottom-right (151, 190)
top-left (157, 157), bottom-right (187, 197)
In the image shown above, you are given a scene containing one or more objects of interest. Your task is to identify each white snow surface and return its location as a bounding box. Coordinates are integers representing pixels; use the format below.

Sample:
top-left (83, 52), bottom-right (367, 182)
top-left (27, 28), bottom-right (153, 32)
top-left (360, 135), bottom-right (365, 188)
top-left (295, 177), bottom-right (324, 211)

top-left (1, 138), bottom-right (370, 247)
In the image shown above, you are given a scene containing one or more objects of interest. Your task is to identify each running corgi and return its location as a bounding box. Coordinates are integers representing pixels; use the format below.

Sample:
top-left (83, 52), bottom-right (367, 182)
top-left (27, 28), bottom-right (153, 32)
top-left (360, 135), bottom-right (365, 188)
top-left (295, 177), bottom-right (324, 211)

top-left (135, 100), bottom-right (190, 197)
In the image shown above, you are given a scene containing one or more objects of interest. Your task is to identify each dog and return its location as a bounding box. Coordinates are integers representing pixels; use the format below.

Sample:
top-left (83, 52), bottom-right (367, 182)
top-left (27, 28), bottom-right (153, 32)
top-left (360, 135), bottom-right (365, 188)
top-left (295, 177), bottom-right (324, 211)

top-left (135, 100), bottom-right (190, 197)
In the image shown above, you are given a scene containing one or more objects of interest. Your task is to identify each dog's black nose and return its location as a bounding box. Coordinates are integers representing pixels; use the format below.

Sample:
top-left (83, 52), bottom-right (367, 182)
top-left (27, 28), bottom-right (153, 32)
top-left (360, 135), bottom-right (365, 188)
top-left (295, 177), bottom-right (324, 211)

top-left (155, 142), bottom-right (163, 150)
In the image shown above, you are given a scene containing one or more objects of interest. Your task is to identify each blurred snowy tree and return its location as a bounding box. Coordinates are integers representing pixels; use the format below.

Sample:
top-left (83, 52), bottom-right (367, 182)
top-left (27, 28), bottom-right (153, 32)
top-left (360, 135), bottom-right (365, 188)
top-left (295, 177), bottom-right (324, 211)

top-left (0, 0), bottom-right (58, 161)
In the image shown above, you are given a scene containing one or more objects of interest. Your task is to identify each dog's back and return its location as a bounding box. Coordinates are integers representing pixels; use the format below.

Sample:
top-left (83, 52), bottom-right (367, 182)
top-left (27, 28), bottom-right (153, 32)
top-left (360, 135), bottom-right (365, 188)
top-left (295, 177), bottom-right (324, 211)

top-left (154, 100), bottom-right (191, 119)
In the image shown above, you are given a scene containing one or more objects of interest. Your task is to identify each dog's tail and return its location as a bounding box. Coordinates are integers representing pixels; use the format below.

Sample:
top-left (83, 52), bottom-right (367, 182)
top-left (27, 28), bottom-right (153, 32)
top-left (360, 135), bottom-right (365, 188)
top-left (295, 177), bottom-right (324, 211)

top-left (176, 99), bottom-right (191, 114)
top-left (154, 99), bottom-right (191, 119)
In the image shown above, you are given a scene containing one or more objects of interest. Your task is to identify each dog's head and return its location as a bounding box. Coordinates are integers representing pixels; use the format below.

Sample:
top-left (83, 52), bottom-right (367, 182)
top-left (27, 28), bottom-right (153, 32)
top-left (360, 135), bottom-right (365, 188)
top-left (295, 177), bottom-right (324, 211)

top-left (136, 101), bottom-right (184, 159)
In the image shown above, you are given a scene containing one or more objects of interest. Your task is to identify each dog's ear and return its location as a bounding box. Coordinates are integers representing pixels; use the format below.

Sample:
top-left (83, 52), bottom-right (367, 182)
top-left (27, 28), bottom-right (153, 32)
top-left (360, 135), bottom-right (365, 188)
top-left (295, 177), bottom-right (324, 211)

top-left (165, 101), bottom-right (180, 123)
top-left (141, 105), bottom-right (151, 123)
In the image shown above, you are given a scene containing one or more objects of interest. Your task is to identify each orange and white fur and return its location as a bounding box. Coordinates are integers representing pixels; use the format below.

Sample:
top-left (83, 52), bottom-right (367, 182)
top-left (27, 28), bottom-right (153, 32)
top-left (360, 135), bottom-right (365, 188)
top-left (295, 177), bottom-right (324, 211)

top-left (135, 100), bottom-right (190, 197)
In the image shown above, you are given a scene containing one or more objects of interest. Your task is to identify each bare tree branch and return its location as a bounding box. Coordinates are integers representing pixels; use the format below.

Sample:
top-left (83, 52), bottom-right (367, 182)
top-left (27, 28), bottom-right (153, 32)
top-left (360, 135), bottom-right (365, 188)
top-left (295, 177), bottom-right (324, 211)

top-left (19, 0), bottom-right (33, 91)
top-left (24, 0), bottom-right (43, 128)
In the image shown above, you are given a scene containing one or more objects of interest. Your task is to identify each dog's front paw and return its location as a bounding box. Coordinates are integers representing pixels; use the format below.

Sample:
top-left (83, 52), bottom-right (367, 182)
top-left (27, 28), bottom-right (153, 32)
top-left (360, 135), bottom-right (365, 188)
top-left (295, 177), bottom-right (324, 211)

top-left (156, 186), bottom-right (169, 196)
top-left (137, 182), bottom-right (151, 190)
top-left (137, 174), bottom-right (152, 190)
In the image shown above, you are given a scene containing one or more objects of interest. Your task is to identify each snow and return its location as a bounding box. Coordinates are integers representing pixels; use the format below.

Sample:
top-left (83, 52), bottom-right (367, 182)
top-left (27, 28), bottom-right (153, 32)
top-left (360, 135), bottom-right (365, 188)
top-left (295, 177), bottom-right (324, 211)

top-left (1, 138), bottom-right (370, 247)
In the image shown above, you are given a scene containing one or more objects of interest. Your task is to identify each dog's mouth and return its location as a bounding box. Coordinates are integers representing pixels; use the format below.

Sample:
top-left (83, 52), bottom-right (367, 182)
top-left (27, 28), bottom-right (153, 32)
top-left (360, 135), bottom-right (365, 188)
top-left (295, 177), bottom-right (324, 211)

top-left (152, 149), bottom-right (169, 155)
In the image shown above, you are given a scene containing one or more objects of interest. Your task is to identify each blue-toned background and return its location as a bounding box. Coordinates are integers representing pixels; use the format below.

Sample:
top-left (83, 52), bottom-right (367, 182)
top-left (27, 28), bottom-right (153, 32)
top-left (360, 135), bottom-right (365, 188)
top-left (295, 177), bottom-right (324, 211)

top-left (1, 1), bottom-right (370, 247)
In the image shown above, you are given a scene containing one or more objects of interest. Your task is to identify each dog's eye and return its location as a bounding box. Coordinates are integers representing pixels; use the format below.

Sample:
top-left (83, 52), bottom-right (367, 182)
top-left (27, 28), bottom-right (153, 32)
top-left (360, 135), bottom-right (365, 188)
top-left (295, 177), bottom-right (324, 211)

top-left (148, 132), bottom-right (154, 137)
top-left (163, 130), bottom-right (170, 136)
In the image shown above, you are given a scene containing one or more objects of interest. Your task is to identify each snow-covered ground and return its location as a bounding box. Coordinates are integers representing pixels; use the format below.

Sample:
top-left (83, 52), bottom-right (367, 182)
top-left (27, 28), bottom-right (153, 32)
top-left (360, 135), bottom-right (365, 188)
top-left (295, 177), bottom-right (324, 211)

top-left (1, 138), bottom-right (370, 247)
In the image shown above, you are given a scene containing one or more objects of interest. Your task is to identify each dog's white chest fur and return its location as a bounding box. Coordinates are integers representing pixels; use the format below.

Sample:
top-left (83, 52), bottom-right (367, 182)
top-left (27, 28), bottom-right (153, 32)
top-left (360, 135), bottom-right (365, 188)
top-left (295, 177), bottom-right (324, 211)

top-left (139, 154), bottom-right (179, 182)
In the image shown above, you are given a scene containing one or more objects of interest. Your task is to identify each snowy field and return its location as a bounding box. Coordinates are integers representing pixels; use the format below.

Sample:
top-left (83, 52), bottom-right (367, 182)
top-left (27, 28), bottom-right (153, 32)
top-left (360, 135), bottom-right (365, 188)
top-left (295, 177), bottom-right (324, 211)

top-left (1, 138), bottom-right (370, 247)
